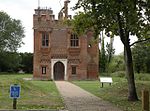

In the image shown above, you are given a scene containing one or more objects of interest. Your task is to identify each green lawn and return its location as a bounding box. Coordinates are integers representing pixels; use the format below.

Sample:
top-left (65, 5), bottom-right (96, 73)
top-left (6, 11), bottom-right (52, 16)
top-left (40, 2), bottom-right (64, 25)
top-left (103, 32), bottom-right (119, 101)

top-left (0, 74), bottom-right (64, 110)
top-left (72, 74), bottom-right (150, 111)
top-left (1, 73), bottom-right (149, 110)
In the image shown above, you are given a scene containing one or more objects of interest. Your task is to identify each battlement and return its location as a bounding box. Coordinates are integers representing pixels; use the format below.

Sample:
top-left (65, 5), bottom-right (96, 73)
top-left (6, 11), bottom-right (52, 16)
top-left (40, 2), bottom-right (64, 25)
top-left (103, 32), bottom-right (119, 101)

top-left (34, 0), bottom-right (72, 22)
top-left (33, 8), bottom-right (55, 30)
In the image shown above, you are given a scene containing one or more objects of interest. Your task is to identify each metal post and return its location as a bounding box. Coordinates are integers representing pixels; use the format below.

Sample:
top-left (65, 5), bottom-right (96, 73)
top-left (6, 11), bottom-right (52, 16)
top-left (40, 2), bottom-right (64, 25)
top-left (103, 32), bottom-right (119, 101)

top-left (101, 83), bottom-right (103, 88)
top-left (13, 98), bottom-right (17, 109)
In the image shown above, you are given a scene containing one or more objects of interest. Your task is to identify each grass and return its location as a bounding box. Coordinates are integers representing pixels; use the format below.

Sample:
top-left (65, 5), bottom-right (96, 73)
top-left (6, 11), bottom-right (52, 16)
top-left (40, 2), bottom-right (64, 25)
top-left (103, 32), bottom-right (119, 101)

top-left (72, 73), bottom-right (150, 111)
top-left (1, 73), bottom-right (149, 110)
top-left (0, 73), bottom-right (64, 110)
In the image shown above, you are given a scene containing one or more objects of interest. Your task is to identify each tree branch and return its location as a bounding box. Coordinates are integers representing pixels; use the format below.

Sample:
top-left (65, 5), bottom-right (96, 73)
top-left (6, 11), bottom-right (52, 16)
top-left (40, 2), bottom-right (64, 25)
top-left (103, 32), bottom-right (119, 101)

top-left (130, 38), bottom-right (150, 47)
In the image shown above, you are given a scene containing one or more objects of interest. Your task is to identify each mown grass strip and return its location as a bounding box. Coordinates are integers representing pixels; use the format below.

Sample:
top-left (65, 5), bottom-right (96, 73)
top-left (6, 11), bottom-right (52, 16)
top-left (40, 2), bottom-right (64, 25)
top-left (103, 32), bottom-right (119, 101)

top-left (72, 74), bottom-right (150, 111)
top-left (0, 74), bottom-right (64, 110)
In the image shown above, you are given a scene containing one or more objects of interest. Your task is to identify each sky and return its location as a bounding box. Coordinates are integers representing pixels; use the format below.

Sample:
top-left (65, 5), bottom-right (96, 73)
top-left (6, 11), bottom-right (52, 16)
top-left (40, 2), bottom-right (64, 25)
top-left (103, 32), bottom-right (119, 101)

top-left (0, 0), bottom-right (126, 55)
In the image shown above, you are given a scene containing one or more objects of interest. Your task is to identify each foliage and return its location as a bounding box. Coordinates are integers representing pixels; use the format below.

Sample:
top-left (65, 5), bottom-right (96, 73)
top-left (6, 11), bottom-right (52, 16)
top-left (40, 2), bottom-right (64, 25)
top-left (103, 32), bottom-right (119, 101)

top-left (132, 42), bottom-right (150, 73)
top-left (0, 52), bottom-right (21, 72)
top-left (0, 52), bottom-right (33, 73)
top-left (107, 54), bottom-right (125, 73)
top-left (110, 71), bottom-right (126, 78)
top-left (19, 52), bottom-right (33, 73)
top-left (73, 0), bottom-right (149, 38)
top-left (69, 12), bottom-right (94, 36)
top-left (0, 74), bottom-right (64, 109)
top-left (106, 42), bottom-right (115, 62)
top-left (135, 73), bottom-right (150, 81)
top-left (99, 35), bottom-right (107, 72)
top-left (0, 11), bottom-right (24, 52)
top-left (73, 0), bottom-right (150, 101)
top-left (99, 32), bottom-right (115, 73)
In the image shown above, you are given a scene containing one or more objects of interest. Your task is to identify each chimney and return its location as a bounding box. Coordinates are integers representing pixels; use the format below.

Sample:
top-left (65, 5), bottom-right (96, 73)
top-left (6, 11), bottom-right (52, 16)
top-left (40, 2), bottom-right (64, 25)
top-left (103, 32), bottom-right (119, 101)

top-left (64, 0), bottom-right (70, 20)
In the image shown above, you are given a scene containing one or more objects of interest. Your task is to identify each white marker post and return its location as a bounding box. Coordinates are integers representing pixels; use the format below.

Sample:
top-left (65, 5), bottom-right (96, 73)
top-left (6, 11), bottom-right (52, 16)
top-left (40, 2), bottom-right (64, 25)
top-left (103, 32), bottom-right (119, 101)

top-left (10, 84), bottom-right (21, 109)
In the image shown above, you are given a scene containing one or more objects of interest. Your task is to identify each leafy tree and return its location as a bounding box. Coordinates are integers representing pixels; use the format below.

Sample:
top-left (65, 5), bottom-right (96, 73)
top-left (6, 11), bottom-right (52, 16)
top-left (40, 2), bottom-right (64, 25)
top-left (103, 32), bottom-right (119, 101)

top-left (99, 32), bottom-right (115, 73)
top-left (0, 52), bottom-right (21, 72)
top-left (132, 42), bottom-right (150, 73)
top-left (0, 11), bottom-right (24, 52)
top-left (73, 0), bottom-right (150, 101)
top-left (106, 37), bottom-right (115, 63)
top-left (107, 54), bottom-right (125, 73)
top-left (19, 52), bottom-right (33, 73)
top-left (0, 11), bottom-right (25, 73)
top-left (99, 32), bottom-right (107, 73)
top-left (0, 52), bottom-right (33, 73)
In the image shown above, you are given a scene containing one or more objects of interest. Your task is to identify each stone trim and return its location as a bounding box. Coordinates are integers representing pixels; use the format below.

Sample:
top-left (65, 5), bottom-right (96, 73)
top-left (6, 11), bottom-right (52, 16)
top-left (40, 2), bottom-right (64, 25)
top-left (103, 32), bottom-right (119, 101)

top-left (51, 59), bottom-right (67, 80)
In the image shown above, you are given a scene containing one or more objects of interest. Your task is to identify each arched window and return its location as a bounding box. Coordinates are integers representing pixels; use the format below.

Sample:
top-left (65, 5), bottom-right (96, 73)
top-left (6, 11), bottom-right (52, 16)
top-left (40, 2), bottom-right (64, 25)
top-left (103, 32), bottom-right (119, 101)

top-left (42, 32), bottom-right (49, 47)
top-left (70, 34), bottom-right (79, 47)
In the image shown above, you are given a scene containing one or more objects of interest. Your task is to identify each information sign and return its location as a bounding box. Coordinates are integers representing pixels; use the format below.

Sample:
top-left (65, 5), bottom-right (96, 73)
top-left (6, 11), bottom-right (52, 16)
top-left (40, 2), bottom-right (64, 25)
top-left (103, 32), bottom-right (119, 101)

top-left (10, 85), bottom-right (21, 98)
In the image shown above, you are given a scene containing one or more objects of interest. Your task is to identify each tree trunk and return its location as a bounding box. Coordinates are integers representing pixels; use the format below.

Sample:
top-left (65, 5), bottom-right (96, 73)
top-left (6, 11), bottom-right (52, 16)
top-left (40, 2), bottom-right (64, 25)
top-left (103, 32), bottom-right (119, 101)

top-left (124, 38), bottom-right (138, 101)
top-left (117, 13), bottom-right (138, 101)
top-left (108, 37), bottom-right (114, 63)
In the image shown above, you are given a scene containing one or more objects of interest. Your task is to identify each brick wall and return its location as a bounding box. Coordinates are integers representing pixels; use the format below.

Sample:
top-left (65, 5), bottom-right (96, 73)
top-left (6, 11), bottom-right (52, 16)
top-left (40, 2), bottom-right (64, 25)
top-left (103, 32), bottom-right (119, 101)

top-left (33, 8), bottom-right (99, 80)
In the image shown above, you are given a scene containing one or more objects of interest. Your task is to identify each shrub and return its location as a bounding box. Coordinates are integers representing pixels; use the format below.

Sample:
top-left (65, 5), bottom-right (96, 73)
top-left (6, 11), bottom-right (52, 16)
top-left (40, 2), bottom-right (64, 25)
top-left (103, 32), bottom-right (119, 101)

top-left (110, 71), bottom-right (126, 78)
top-left (135, 73), bottom-right (150, 81)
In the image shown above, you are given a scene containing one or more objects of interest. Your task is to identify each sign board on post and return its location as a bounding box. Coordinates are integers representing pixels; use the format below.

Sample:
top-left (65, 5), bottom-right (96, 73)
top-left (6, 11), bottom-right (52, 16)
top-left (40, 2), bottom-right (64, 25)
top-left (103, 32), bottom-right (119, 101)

top-left (10, 84), bottom-right (21, 109)
top-left (10, 84), bottom-right (21, 98)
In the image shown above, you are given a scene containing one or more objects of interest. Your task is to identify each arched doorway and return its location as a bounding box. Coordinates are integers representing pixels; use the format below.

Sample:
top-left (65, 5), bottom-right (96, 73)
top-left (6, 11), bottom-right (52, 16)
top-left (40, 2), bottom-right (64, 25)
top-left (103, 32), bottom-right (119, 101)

top-left (54, 61), bottom-right (65, 80)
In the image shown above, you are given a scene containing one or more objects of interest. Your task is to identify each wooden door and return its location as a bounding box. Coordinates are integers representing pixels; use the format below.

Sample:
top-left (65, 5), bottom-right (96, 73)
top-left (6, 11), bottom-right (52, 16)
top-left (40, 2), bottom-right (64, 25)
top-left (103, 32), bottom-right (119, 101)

top-left (54, 62), bottom-right (64, 80)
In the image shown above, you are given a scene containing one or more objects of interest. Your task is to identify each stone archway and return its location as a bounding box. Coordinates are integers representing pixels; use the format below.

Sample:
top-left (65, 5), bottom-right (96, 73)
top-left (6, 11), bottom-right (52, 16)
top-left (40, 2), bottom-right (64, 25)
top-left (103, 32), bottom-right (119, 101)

top-left (53, 61), bottom-right (65, 80)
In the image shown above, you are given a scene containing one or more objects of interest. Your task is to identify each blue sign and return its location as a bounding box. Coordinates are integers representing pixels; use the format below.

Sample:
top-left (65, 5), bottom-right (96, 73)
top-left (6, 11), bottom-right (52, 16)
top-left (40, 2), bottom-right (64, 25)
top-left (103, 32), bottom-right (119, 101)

top-left (10, 85), bottom-right (21, 98)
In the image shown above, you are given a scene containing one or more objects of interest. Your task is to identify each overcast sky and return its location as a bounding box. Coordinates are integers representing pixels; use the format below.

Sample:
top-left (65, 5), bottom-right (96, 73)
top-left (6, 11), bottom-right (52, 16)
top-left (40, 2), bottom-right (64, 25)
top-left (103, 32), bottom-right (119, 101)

top-left (0, 0), bottom-right (125, 54)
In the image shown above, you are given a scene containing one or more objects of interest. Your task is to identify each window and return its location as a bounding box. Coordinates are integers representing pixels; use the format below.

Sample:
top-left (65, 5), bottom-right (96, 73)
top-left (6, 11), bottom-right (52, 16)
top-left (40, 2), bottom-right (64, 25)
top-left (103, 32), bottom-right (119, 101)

top-left (70, 34), bottom-right (79, 47)
top-left (72, 66), bottom-right (76, 75)
top-left (42, 32), bottom-right (49, 47)
top-left (42, 67), bottom-right (46, 74)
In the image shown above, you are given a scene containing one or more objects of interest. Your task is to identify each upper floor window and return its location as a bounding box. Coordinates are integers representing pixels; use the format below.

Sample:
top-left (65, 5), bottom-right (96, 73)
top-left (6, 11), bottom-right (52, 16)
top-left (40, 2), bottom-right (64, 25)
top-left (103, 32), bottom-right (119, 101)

top-left (70, 34), bottom-right (79, 47)
top-left (42, 32), bottom-right (49, 47)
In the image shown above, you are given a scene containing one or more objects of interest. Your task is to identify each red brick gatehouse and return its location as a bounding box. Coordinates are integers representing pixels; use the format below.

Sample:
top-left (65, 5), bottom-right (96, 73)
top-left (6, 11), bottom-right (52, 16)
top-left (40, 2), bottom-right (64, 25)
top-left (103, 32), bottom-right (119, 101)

top-left (33, 1), bottom-right (99, 80)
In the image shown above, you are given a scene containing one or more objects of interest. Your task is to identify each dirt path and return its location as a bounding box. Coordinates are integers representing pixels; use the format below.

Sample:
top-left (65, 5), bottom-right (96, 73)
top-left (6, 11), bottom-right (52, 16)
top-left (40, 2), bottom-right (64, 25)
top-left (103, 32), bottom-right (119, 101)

top-left (55, 81), bottom-right (122, 111)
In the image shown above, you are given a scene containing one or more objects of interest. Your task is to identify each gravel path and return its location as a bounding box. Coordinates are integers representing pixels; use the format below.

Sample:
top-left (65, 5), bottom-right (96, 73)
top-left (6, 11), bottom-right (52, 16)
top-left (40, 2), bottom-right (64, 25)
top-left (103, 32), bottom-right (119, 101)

top-left (55, 81), bottom-right (122, 111)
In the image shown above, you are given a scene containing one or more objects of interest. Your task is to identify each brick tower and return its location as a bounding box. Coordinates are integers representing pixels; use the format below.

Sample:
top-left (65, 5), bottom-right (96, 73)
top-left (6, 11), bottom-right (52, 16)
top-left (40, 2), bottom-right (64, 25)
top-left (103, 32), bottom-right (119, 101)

top-left (33, 1), bottom-right (99, 80)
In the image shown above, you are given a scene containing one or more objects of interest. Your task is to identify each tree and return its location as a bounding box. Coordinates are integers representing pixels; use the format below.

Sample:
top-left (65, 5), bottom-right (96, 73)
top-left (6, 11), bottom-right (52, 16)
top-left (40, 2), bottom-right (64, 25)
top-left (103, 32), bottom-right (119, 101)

top-left (73, 0), bottom-right (150, 101)
top-left (0, 52), bottom-right (33, 73)
top-left (106, 36), bottom-right (115, 63)
top-left (107, 54), bottom-right (125, 73)
top-left (99, 32), bottom-right (115, 73)
top-left (99, 31), bottom-right (107, 73)
top-left (132, 42), bottom-right (150, 73)
top-left (19, 52), bottom-right (33, 73)
top-left (0, 11), bottom-right (24, 52)
top-left (0, 52), bottom-right (21, 72)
